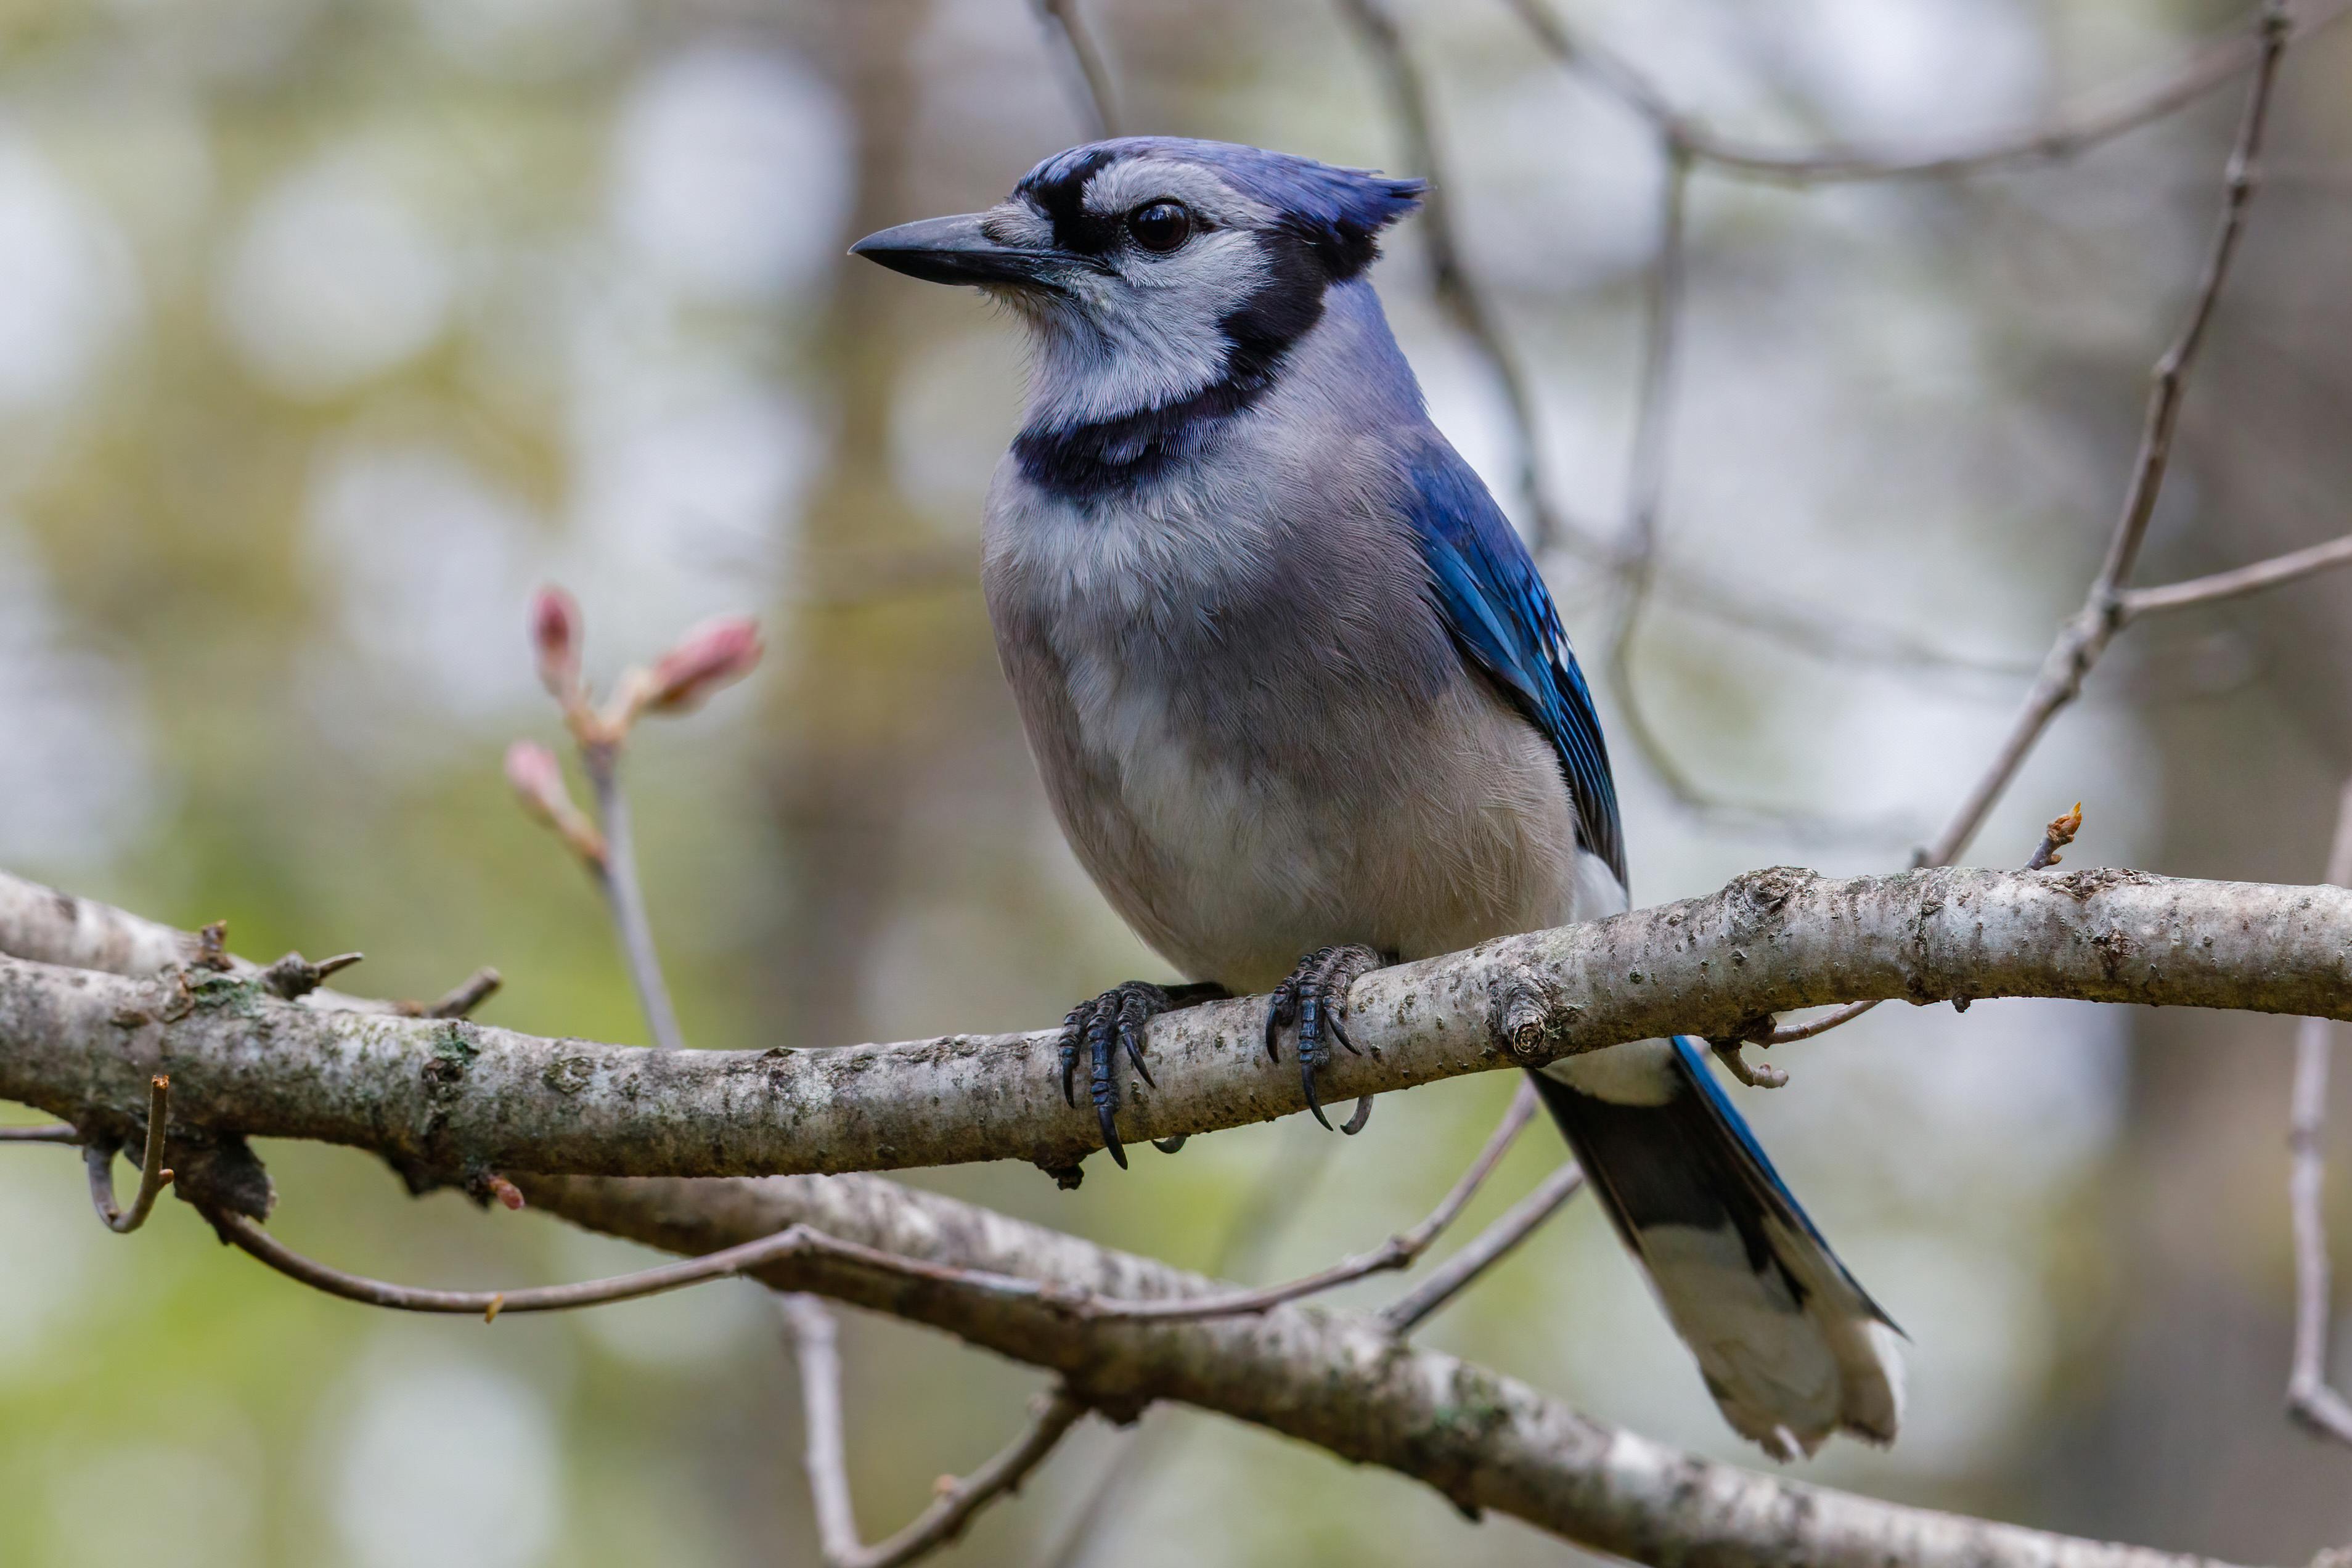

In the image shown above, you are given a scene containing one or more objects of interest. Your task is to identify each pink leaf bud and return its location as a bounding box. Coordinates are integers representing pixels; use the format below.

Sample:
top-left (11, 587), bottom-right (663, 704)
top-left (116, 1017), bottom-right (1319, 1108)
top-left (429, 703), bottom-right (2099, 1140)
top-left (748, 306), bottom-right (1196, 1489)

top-left (643, 616), bottom-right (763, 715)
top-left (504, 740), bottom-right (567, 823)
top-left (504, 740), bottom-right (609, 867)
top-left (531, 586), bottom-right (582, 700)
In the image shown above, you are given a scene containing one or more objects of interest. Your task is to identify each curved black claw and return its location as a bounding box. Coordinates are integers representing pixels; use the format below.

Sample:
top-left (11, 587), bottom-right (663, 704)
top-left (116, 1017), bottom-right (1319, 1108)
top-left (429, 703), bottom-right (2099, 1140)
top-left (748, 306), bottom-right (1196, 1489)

top-left (1055, 980), bottom-right (1228, 1169)
top-left (1263, 945), bottom-right (1386, 1131)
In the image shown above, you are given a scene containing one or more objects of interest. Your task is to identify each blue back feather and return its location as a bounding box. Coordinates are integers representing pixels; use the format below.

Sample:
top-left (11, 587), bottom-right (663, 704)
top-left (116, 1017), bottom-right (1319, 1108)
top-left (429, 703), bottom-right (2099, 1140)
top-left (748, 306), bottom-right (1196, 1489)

top-left (1400, 441), bottom-right (1626, 884)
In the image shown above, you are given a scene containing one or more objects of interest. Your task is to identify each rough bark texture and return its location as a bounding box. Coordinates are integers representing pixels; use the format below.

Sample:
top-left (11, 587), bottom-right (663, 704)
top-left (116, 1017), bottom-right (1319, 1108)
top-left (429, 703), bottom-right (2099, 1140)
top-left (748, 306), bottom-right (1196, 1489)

top-left (3, 866), bottom-right (2350, 1183)
top-left (0, 865), bottom-right (2315, 1567)
top-left (522, 1172), bottom-right (2258, 1568)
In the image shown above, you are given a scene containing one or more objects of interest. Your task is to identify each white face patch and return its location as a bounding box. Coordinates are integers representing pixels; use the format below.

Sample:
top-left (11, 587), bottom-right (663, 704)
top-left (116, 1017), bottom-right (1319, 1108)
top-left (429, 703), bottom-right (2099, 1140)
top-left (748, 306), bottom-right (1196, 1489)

top-left (984, 158), bottom-right (1312, 432)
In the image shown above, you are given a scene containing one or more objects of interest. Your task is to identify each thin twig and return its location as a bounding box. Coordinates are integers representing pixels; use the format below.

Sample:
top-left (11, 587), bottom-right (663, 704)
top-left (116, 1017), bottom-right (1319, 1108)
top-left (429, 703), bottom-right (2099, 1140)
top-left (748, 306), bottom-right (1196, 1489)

top-left (1763, 802), bottom-right (2093, 1045)
top-left (1334, 0), bottom-right (2049, 696)
top-left (1919, 0), bottom-right (2290, 871)
top-left (1503, 0), bottom-right (2343, 187)
top-left (1760, 1000), bottom-right (1878, 1047)
top-left (782, 1294), bottom-right (1087, 1568)
top-left (210, 1210), bottom-right (1061, 1323)
top-left (2117, 531), bottom-right (2352, 619)
top-left (1064, 1080), bottom-right (1542, 1323)
top-left (1362, 0), bottom-right (1988, 836)
top-left (0, 1124), bottom-right (81, 1143)
top-left (85, 1075), bottom-right (173, 1235)
top-left (580, 743), bottom-right (687, 1053)
top-left (420, 967), bottom-right (503, 1019)
top-left (1379, 1160), bottom-right (1586, 1335)
top-left (1603, 152), bottom-right (1720, 817)
top-left (1622, 152), bottom-right (1690, 573)
top-left (1598, 155), bottom-right (1916, 844)
top-left (2287, 778), bottom-right (2352, 1444)
top-left (1337, 0), bottom-right (1570, 557)
top-left (1038, 1127), bottom-right (1349, 1568)
top-left (1030, 0), bottom-right (1117, 140)
top-left (785, 1295), bottom-right (867, 1562)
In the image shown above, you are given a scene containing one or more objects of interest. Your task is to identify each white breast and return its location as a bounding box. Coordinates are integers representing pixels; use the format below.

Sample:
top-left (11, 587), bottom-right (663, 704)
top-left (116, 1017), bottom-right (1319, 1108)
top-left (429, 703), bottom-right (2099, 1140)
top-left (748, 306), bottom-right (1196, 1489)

top-left (986, 468), bottom-right (1597, 992)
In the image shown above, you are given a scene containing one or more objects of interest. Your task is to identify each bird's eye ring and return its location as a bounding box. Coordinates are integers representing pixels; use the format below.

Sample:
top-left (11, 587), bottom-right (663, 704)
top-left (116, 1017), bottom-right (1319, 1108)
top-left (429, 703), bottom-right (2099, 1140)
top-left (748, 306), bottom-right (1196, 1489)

top-left (1127, 202), bottom-right (1194, 253)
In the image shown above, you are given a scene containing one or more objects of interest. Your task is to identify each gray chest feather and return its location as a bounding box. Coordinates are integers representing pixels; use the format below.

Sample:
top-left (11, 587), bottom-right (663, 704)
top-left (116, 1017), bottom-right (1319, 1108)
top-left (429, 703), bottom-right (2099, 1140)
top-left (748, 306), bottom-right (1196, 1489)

top-left (982, 469), bottom-right (1588, 992)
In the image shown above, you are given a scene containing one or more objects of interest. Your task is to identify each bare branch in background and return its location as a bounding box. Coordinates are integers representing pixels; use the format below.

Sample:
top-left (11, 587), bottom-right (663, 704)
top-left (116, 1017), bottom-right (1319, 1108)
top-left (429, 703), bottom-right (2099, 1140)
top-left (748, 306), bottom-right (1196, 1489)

top-left (1336, 0), bottom-right (1567, 557)
top-left (84, 1074), bottom-right (173, 1235)
top-left (206, 1207), bottom-right (1063, 1323)
top-left (529, 1167), bottom-right (2276, 1568)
top-left (2117, 531), bottom-right (2352, 619)
top-left (783, 1294), bottom-right (1087, 1568)
top-left (1031, 0), bottom-right (1119, 140)
top-left (1502, 0), bottom-right (2343, 187)
top-left (1379, 1160), bottom-right (1586, 1335)
top-left (1040, 1123), bottom-right (1350, 1568)
top-left (2287, 778), bottom-right (2352, 1445)
top-left (1598, 148), bottom-right (1856, 834)
top-left (1336, 0), bottom-right (2025, 818)
top-left (1919, 2), bottom-right (2290, 869)
top-left (0, 1123), bottom-right (81, 1144)
top-left (1062, 1080), bottom-right (1541, 1323)
top-left (1481, 0), bottom-right (2336, 851)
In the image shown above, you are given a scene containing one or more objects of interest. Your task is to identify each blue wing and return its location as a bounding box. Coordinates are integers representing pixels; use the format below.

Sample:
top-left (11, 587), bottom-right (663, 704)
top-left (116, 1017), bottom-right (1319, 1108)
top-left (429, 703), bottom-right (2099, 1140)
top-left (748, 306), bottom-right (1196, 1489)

top-left (1399, 440), bottom-right (1625, 886)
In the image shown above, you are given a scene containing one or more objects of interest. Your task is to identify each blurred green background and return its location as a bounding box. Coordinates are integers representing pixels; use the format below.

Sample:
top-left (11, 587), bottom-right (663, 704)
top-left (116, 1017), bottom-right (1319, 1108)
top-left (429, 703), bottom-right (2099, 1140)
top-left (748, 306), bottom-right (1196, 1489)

top-left (4, 0), bottom-right (2352, 1562)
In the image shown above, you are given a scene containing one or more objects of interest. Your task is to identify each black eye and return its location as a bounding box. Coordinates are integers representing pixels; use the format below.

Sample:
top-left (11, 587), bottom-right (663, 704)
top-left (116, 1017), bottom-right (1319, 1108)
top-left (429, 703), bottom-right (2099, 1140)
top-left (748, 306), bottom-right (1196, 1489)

top-left (1126, 201), bottom-right (1193, 253)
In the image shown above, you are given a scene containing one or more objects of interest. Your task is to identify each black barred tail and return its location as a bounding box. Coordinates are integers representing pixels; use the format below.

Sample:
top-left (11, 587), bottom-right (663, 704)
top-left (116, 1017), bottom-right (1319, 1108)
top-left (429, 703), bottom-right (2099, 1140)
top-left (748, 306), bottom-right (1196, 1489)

top-left (1530, 1037), bottom-right (1903, 1460)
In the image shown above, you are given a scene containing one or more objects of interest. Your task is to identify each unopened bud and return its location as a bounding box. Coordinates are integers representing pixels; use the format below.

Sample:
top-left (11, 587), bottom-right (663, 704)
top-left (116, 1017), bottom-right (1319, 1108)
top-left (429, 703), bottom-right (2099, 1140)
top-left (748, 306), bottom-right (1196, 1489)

top-left (643, 616), bottom-right (762, 716)
top-left (531, 586), bottom-right (582, 700)
top-left (504, 740), bottom-right (606, 867)
top-left (505, 740), bottom-right (567, 822)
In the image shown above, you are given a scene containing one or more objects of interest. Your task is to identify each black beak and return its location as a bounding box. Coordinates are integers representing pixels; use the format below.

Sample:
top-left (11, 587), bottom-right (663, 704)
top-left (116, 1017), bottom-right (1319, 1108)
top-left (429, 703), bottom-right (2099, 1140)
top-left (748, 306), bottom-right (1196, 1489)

top-left (849, 213), bottom-right (1065, 287)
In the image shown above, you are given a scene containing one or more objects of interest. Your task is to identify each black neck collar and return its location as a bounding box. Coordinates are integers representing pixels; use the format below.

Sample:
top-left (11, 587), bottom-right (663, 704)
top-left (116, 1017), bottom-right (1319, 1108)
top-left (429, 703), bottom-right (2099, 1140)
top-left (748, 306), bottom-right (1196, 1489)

top-left (1012, 369), bottom-right (1274, 499)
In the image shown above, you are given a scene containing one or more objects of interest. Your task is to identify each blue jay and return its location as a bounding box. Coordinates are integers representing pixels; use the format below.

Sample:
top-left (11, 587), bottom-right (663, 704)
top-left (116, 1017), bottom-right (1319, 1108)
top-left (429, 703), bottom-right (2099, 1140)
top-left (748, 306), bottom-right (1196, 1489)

top-left (854, 137), bottom-right (1901, 1458)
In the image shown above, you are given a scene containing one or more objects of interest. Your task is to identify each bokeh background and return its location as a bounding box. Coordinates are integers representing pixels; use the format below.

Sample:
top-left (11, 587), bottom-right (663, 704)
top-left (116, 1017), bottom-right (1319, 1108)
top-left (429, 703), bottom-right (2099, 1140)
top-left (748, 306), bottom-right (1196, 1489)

top-left (2, 0), bottom-right (2351, 1562)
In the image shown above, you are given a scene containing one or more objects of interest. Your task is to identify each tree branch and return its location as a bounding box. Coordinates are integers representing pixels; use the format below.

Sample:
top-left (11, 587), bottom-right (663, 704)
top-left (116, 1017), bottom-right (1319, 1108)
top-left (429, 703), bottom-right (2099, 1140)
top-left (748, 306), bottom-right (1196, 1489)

top-left (0, 870), bottom-right (2316, 1566)
top-left (2117, 533), bottom-right (2352, 620)
top-left (1031, 0), bottom-right (1118, 140)
top-left (1336, 0), bottom-right (1568, 555)
top-left (1918, 1), bottom-right (2290, 870)
top-left (7, 865), bottom-right (2352, 1184)
top-left (1502, 0), bottom-right (2343, 187)
top-left (84, 1073), bottom-right (173, 1234)
top-left (519, 1167), bottom-right (2270, 1568)
top-left (581, 741), bottom-right (687, 1053)
top-left (2287, 779), bottom-right (2352, 1443)
top-left (1379, 1159), bottom-right (1586, 1335)
top-left (782, 1292), bottom-right (1087, 1568)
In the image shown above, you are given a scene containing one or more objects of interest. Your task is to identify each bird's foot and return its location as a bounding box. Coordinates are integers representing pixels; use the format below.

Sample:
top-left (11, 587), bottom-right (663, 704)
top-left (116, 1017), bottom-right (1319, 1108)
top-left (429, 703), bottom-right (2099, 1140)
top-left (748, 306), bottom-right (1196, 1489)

top-left (1265, 944), bottom-right (1386, 1132)
top-left (1059, 980), bottom-right (1228, 1169)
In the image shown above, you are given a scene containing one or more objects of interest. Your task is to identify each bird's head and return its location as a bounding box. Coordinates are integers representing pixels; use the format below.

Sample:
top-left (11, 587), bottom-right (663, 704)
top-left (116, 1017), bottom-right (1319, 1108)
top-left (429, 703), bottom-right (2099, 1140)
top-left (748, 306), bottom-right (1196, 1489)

top-left (852, 137), bottom-right (1423, 428)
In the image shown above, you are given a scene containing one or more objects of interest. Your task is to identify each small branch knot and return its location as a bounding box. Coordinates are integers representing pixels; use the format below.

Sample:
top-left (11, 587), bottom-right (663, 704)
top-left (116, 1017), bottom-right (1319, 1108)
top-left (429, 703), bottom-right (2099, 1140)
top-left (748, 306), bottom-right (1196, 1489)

top-left (1495, 976), bottom-right (1559, 1060)
top-left (259, 950), bottom-right (364, 1000)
